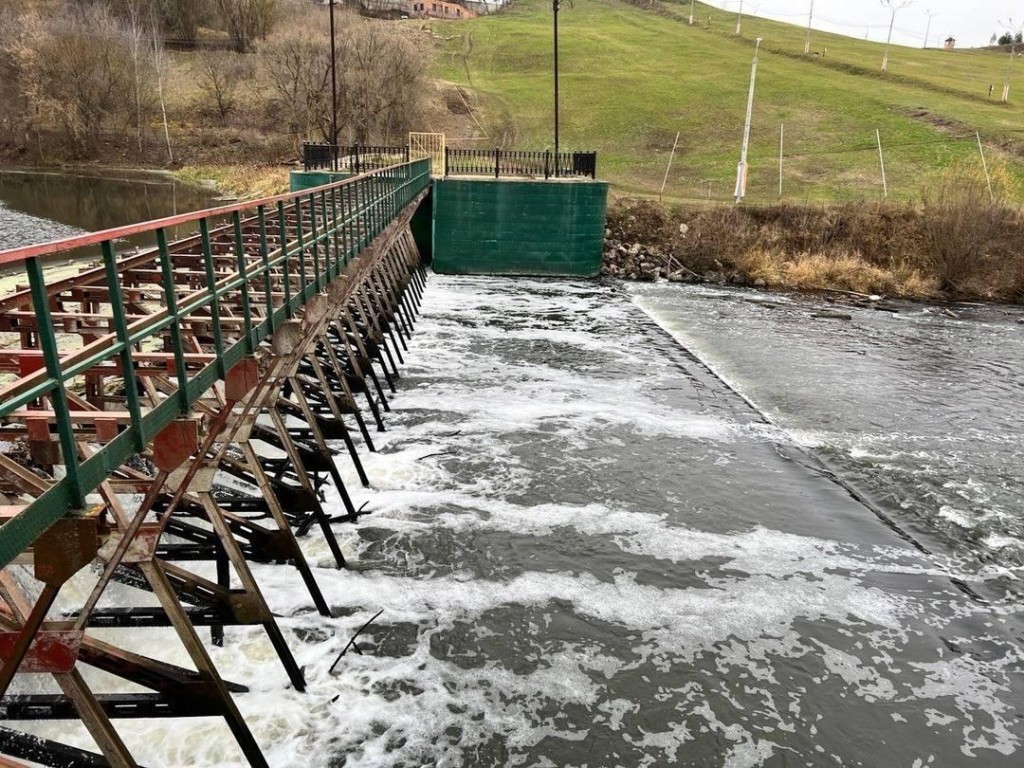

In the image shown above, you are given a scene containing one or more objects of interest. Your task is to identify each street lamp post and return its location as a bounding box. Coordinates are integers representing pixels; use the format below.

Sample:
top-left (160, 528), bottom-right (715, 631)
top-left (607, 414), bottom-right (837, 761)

top-left (329, 0), bottom-right (339, 170)
top-left (735, 37), bottom-right (763, 205)
top-left (553, 0), bottom-right (561, 176)
top-left (881, 0), bottom-right (912, 73)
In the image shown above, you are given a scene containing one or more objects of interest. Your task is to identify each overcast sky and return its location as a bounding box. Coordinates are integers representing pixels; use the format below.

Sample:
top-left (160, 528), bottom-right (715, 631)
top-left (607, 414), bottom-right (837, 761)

top-left (701, 0), bottom-right (1023, 48)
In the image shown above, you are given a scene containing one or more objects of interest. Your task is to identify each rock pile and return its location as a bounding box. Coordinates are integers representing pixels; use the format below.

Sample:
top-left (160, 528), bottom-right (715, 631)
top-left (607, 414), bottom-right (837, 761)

top-left (601, 232), bottom-right (697, 282)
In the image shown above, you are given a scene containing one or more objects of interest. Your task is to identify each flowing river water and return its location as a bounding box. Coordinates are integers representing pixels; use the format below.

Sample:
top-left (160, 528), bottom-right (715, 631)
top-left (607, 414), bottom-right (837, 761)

top-left (2, 184), bottom-right (1023, 766)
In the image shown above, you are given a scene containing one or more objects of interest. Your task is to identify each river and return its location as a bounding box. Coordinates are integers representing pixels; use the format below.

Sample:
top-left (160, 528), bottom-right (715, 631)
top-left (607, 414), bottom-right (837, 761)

top-left (2, 190), bottom-right (1022, 766)
top-left (0, 169), bottom-right (214, 252)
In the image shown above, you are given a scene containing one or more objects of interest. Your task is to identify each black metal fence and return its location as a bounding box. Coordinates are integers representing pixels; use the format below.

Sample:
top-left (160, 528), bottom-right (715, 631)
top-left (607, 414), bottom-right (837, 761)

top-left (302, 143), bottom-right (598, 179)
top-left (444, 148), bottom-right (597, 179)
top-left (302, 143), bottom-right (411, 173)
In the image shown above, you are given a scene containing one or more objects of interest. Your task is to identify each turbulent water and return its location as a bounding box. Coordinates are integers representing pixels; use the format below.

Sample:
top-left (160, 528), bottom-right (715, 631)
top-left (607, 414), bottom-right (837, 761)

top-left (632, 284), bottom-right (1024, 569)
top-left (13, 276), bottom-right (1024, 766)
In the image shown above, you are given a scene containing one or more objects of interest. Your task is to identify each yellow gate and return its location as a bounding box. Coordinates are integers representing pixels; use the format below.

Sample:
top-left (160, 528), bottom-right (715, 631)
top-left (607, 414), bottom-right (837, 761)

top-left (409, 132), bottom-right (446, 177)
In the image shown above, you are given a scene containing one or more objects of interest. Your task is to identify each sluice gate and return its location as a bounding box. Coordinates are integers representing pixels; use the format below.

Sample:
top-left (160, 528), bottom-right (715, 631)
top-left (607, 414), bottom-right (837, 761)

top-left (0, 159), bottom-right (432, 766)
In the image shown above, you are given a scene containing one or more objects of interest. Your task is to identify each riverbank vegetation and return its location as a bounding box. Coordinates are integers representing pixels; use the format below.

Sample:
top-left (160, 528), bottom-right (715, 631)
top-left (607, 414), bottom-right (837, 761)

top-left (0, 0), bottom-right (453, 179)
top-left (604, 168), bottom-right (1024, 302)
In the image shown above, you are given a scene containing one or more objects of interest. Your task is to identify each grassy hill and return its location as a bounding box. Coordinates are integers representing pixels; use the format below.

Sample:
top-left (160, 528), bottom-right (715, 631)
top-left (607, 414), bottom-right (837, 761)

top-left (428, 0), bottom-right (1024, 203)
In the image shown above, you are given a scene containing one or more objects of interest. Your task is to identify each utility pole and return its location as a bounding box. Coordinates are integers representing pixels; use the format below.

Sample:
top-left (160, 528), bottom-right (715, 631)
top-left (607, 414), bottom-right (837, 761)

top-left (804, 0), bottom-right (815, 54)
top-left (329, 0), bottom-right (338, 170)
top-left (881, 0), bottom-right (913, 73)
top-left (736, 0), bottom-right (744, 35)
top-left (1002, 42), bottom-right (1015, 102)
top-left (923, 9), bottom-right (937, 49)
top-left (735, 37), bottom-right (763, 205)
top-left (689, 0), bottom-right (695, 25)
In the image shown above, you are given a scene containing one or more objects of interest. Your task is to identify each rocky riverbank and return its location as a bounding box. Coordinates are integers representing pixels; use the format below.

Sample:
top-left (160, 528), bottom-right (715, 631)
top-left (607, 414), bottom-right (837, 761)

top-left (602, 195), bottom-right (1024, 303)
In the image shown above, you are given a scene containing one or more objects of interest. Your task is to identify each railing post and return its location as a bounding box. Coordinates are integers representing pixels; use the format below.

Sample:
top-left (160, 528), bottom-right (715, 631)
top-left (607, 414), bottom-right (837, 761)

top-left (231, 211), bottom-right (254, 352)
top-left (445, 146), bottom-right (450, 177)
top-left (545, 150), bottom-right (551, 179)
top-left (495, 147), bottom-right (500, 179)
top-left (101, 241), bottom-right (145, 450)
top-left (198, 218), bottom-right (227, 381)
top-left (25, 257), bottom-right (84, 508)
top-left (256, 206), bottom-right (275, 335)
top-left (277, 200), bottom-right (293, 318)
top-left (293, 199), bottom-right (308, 299)
top-left (307, 193), bottom-right (321, 290)
top-left (156, 228), bottom-right (190, 412)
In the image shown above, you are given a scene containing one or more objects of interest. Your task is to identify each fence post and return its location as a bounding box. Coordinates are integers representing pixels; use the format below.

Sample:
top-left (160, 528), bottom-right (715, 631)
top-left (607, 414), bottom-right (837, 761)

top-left (545, 150), bottom-right (551, 179)
top-left (495, 147), bottom-right (500, 179)
top-left (445, 146), bottom-right (450, 177)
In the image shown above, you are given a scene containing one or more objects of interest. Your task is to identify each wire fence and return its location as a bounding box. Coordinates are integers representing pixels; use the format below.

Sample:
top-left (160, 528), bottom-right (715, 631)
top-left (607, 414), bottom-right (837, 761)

top-left (649, 127), bottom-right (1018, 204)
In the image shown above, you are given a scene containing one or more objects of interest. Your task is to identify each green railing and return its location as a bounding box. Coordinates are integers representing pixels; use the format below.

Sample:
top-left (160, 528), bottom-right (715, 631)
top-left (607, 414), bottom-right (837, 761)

top-left (0, 158), bottom-right (431, 567)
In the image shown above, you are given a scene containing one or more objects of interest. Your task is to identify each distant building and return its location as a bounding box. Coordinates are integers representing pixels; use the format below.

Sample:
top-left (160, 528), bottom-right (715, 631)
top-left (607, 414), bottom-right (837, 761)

top-left (406, 1), bottom-right (476, 19)
top-left (944, 36), bottom-right (956, 50)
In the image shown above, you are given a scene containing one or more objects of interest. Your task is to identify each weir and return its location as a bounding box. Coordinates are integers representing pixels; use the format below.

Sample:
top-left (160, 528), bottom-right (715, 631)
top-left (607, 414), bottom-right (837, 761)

top-left (0, 159), bottom-right (431, 766)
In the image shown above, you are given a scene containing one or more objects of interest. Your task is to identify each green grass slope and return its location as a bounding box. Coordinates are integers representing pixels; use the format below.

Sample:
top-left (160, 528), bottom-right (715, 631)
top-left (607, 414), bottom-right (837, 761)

top-left (430, 0), bottom-right (1024, 203)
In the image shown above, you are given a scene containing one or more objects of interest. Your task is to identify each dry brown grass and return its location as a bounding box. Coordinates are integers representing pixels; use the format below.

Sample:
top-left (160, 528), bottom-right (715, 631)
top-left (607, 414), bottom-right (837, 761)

top-left (606, 189), bottom-right (1024, 302)
top-left (173, 163), bottom-right (290, 199)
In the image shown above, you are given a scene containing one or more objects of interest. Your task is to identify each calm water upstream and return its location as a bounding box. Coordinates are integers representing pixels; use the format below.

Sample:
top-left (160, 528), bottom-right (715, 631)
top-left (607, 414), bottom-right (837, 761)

top-left (0, 169), bottom-right (214, 253)
top-left (3, 206), bottom-right (1022, 764)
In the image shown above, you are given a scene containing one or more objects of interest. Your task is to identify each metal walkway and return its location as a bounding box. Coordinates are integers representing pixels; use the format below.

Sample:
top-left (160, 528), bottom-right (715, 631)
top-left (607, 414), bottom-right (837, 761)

top-left (0, 158), bottom-right (431, 766)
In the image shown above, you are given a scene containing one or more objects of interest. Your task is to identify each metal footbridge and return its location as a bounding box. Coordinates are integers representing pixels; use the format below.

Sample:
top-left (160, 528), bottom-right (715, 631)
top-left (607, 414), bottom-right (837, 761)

top-left (0, 158), bottom-right (432, 767)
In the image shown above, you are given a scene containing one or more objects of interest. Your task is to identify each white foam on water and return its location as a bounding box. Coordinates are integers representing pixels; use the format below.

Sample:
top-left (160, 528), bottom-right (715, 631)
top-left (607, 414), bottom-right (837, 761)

top-left (19, 276), bottom-right (1024, 766)
top-left (911, 653), bottom-right (1024, 757)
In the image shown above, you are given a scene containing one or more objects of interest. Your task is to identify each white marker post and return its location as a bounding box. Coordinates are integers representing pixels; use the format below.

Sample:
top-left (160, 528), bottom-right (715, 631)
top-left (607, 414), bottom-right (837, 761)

top-left (778, 123), bottom-right (784, 197)
top-left (876, 129), bottom-right (888, 200)
top-left (661, 131), bottom-right (681, 202)
top-left (977, 131), bottom-right (994, 202)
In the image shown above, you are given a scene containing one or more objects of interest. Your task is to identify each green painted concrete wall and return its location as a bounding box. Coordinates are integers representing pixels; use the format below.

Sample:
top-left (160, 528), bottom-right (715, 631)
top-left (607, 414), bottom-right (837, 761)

top-left (289, 170), bottom-right (355, 192)
top-left (410, 188), bottom-right (434, 263)
top-left (432, 179), bottom-right (608, 277)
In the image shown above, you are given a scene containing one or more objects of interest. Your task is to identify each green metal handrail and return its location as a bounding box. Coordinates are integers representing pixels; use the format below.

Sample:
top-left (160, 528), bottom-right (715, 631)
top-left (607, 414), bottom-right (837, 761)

top-left (0, 158), bottom-right (431, 567)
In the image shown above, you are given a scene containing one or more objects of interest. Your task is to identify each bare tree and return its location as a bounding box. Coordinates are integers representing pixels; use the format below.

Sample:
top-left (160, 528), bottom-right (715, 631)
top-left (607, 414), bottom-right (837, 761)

top-left (124, 0), bottom-right (149, 153)
top-left (215, 0), bottom-right (277, 52)
top-left (159, 0), bottom-right (210, 43)
top-left (261, 21), bottom-right (331, 139)
top-left (196, 50), bottom-right (249, 120)
top-left (5, 6), bottom-right (135, 156)
top-left (149, 5), bottom-right (174, 162)
top-left (335, 22), bottom-right (427, 144)
top-left (262, 12), bottom-right (427, 147)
